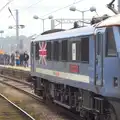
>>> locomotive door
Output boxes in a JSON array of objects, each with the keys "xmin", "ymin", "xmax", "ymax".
[
  {"xmin": 31, "ymin": 42, "xmax": 35, "ymax": 72},
  {"xmin": 95, "ymin": 30, "xmax": 104, "ymax": 86}
]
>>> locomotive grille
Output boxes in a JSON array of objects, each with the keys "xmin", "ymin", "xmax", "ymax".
[
  {"xmin": 94, "ymin": 97, "xmax": 104, "ymax": 114},
  {"xmin": 82, "ymin": 91, "xmax": 94, "ymax": 110}
]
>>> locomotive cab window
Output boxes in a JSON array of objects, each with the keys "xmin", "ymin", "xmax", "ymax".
[
  {"xmin": 106, "ymin": 27, "xmax": 117, "ymax": 57},
  {"xmin": 81, "ymin": 37, "xmax": 89, "ymax": 63},
  {"xmin": 35, "ymin": 42, "xmax": 39, "ymax": 60}
]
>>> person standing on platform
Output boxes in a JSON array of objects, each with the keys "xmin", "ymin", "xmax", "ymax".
[
  {"xmin": 4, "ymin": 54, "xmax": 7, "ymax": 65},
  {"xmin": 11, "ymin": 53, "xmax": 15, "ymax": 66},
  {"xmin": 23, "ymin": 51, "xmax": 29, "ymax": 67},
  {"xmin": 20, "ymin": 52, "xmax": 24, "ymax": 66},
  {"xmin": 15, "ymin": 51, "xmax": 20, "ymax": 66},
  {"xmin": 7, "ymin": 54, "xmax": 10, "ymax": 65}
]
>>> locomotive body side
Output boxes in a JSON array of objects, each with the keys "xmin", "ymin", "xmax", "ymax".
[
  {"xmin": 30, "ymin": 14, "xmax": 120, "ymax": 120},
  {"xmin": 31, "ymin": 26, "xmax": 95, "ymax": 92}
]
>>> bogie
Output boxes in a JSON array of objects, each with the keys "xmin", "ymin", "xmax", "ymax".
[{"xmin": 32, "ymin": 77, "xmax": 117, "ymax": 120}]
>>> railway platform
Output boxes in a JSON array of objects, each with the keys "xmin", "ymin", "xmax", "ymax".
[
  {"xmin": 0, "ymin": 65, "xmax": 31, "ymax": 82},
  {"xmin": 0, "ymin": 65, "xmax": 30, "ymax": 71}
]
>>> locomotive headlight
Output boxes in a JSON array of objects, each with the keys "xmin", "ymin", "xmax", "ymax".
[{"xmin": 113, "ymin": 77, "xmax": 119, "ymax": 87}]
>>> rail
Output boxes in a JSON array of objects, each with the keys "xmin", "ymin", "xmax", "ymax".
[
  {"xmin": 0, "ymin": 74, "xmax": 32, "ymax": 87},
  {"xmin": 0, "ymin": 93, "xmax": 35, "ymax": 120},
  {"xmin": 0, "ymin": 74, "xmax": 81, "ymax": 120}
]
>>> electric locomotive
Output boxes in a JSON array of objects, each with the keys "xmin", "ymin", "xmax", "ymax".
[{"xmin": 30, "ymin": 13, "xmax": 120, "ymax": 120}]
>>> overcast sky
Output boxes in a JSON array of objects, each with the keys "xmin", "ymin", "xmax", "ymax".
[{"xmin": 0, "ymin": 0, "xmax": 118, "ymax": 37}]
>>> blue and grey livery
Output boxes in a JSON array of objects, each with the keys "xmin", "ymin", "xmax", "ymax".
[{"xmin": 30, "ymin": 14, "xmax": 120, "ymax": 120}]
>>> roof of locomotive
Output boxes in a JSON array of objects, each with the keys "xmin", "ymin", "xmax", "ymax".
[
  {"xmin": 33, "ymin": 25, "xmax": 95, "ymax": 42},
  {"xmin": 41, "ymin": 29, "xmax": 65, "ymax": 35},
  {"xmin": 97, "ymin": 13, "xmax": 120, "ymax": 27},
  {"xmin": 33, "ymin": 14, "xmax": 120, "ymax": 42}
]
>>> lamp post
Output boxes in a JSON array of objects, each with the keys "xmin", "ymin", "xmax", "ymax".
[
  {"xmin": 9, "ymin": 25, "xmax": 25, "ymax": 30},
  {"xmin": 69, "ymin": 6, "xmax": 97, "ymax": 26},
  {"xmin": 8, "ymin": 44, "xmax": 11, "ymax": 54},
  {"xmin": 48, "ymin": 15, "xmax": 54, "ymax": 30},
  {"xmin": 8, "ymin": 24, "xmax": 25, "ymax": 51},
  {"xmin": 14, "ymin": 44, "xmax": 17, "ymax": 51},
  {"xmin": 0, "ymin": 30, "xmax": 4, "ymax": 37},
  {"xmin": 33, "ymin": 15, "xmax": 53, "ymax": 32}
]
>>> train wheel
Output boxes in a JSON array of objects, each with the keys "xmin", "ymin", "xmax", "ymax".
[
  {"xmin": 108, "ymin": 107, "xmax": 117, "ymax": 120},
  {"xmin": 104, "ymin": 106, "xmax": 117, "ymax": 120},
  {"xmin": 83, "ymin": 112, "xmax": 94, "ymax": 120}
]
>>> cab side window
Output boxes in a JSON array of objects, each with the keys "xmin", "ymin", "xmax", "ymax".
[{"xmin": 106, "ymin": 27, "xmax": 117, "ymax": 57}]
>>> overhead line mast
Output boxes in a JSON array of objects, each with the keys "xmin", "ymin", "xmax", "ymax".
[{"xmin": 118, "ymin": 0, "xmax": 120, "ymax": 12}]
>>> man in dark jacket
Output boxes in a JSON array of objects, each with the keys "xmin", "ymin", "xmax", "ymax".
[
  {"xmin": 11, "ymin": 53, "xmax": 15, "ymax": 66},
  {"xmin": 20, "ymin": 53, "xmax": 24, "ymax": 66},
  {"xmin": 23, "ymin": 51, "xmax": 29, "ymax": 67}
]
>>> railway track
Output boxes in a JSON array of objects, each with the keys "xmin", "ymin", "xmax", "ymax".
[
  {"xmin": 0, "ymin": 74, "xmax": 32, "ymax": 87},
  {"xmin": 0, "ymin": 66, "xmax": 30, "ymax": 81},
  {"xmin": 0, "ymin": 93, "xmax": 35, "ymax": 120},
  {"xmin": 0, "ymin": 74, "xmax": 43, "ymax": 101},
  {"xmin": 0, "ymin": 74, "xmax": 81, "ymax": 120}
]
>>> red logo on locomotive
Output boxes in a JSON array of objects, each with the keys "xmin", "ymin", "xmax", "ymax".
[{"xmin": 39, "ymin": 42, "xmax": 47, "ymax": 65}]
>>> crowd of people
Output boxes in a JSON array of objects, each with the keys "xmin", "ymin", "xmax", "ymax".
[{"xmin": 0, "ymin": 51, "xmax": 29, "ymax": 67}]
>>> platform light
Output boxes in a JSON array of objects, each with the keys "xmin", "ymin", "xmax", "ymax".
[{"xmin": 69, "ymin": 6, "xmax": 97, "ymax": 26}]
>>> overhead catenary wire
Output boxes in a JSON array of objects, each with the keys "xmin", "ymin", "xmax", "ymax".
[
  {"xmin": 39, "ymin": 0, "xmax": 86, "ymax": 18},
  {"xmin": 15, "ymin": 0, "xmax": 45, "ymax": 12},
  {"xmin": 73, "ymin": 0, "xmax": 77, "ymax": 4},
  {"xmin": 27, "ymin": 0, "xmax": 45, "ymax": 9},
  {"xmin": 0, "ymin": 0, "xmax": 14, "ymax": 13},
  {"xmin": 7, "ymin": 0, "xmax": 45, "ymax": 23}
]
